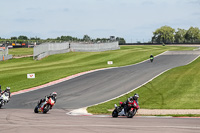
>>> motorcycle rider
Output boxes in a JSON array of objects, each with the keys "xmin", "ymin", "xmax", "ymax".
[
  {"xmin": 38, "ymin": 92, "xmax": 57, "ymax": 109},
  {"xmin": 1, "ymin": 87, "xmax": 11, "ymax": 102},
  {"xmin": 123, "ymin": 93, "xmax": 139, "ymax": 115},
  {"xmin": 150, "ymin": 54, "xmax": 154, "ymax": 62}
]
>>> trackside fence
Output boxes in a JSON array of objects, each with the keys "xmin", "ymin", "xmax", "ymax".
[
  {"xmin": 33, "ymin": 42, "xmax": 70, "ymax": 60},
  {"xmin": 70, "ymin": 42, "xmax": 119, "ymax": 52},
  {"xmin": 33, "ymin": 42, "xmax": 120, "ymax": 60},
  {"xmin": 0, "ymin": 47, "xmax": 12, "ymax": 61}
]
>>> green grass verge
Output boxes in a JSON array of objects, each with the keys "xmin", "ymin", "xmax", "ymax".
[
  {"xmin": 87, "ymin": 51, "xmax": 200, "ymax": 114},
  {"xmin": 0, "ymin": 46, "xmax": 194, "ymax": 94},
  {"xmin": 9, "ymin": 48, "xmax": 33, "ymax": 56}
]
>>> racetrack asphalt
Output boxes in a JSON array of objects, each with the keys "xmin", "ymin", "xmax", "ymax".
[
  {"xmin": 1, "ymin": 50, "xmax": 200, "ymax": 133},
  {"xmin": 4, "ymin": 51, "xmax": 200, "ymax": 109},
  {"xmin": 0, "ymin": 109, "xmax": 200, "ymax": 133}
]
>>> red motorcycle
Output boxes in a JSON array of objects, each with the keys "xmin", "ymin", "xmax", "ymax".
[
  {"xmin": 34, "ymin": 97, "xmax": 55, "ymax": 113},
  {"xmin": 112, "ymin": 100, "xmax": 140, "ymax": 118}
]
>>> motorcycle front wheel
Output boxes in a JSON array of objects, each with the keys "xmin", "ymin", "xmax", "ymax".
[
  {"xmin": 0, "ymin": 100, "xmax": 4, "ymax": 108},
  {"xmin": 127, "ymin": 110, "xmax": 133, "ymax": 118},
  {"xmin": 127, "ymin": 109, "xmax": 137, "ymax": 118},
  {"xmin": 43, "ymin": 104, "xmax": 50, "ymax": 114}
]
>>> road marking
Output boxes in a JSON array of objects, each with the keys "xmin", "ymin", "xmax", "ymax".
[
  {"xmin": 186, "ymin": 55, "xmax": 200, "ymax": 65},
  {"xmin": 68, "ymin": 52, "xmax": 200, "ymax": 116},
  {"xmin": 11, "ymin": 51, "xmax": 168, "ymax": 96}
]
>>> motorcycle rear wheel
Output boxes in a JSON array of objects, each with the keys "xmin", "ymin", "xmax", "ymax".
[
  {"xmin": 34, "ymin": 106, "xmax": 39, "ymax": 113},
  {"xmin": 112, "ymin": 109, "xmax": 118, "ymax": 118}
]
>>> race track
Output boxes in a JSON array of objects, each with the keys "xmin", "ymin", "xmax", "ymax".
[
  {"xmin": 4, "ymin": 51, "xmax": 200, "ymax": 109},
  {"xmin": 1, "ymin": 50, "xmax": 200, "ymax": 133},
  {"xmin": 0, "ymin": 109, "xmax": 200, "ymax": 133}
]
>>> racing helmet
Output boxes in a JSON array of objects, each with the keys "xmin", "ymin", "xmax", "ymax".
[
  {"xmin": 50, "ymin": 92, "xmax": 57, "ymax": 98},
  {"xmin": 6, "ymin": 87, "xmax": 10, "ymax": 91},
  {"xmin": 133, "ymin": 93, "xmax": 139, "ymax": 100}
]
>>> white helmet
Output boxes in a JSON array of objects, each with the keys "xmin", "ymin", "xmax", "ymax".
[
  {"xmin": 50, "ymin": 92, "xmax": 57, "ymax": 97},
  {"xmin": 6, "ymin": 87, "xmax": 10, "ymax": 91}
]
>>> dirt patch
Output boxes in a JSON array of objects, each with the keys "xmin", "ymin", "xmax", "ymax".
[{"xmin": 13, "ymin": 55, "xmax": 33, "ymax": 58}]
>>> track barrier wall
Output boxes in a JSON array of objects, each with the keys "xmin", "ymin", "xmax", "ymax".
[
  {"xmin": 33, "ymin": 42, "xmax": 119, "ymax": 60},
  {"xmin": 0, "ymin": 47, "xmax": 12, "ymax": 61},
  {"xmin": 33, "ymin": 42, "xmax": 70, "ymax": 60},
  {"xmin": 70, "ymin": 42, "xmax": 119, "ymax": 52}
]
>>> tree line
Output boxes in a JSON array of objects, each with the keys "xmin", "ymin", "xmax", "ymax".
[
  {"xmin": 1, "ymin": 26, "xmax": 199, "ymax": 45},
  {"xmin": 152, "ymin": 26, "xmax": 200, "ymax": 44},
  {"xmin": 0, "ymin": 35, "xmax": 126, "ymax": 44}
]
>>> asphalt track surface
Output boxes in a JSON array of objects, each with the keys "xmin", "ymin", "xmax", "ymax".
[
  {"xmin": 1, "ymin": 50, "xmax": 200, "ymax": 133},
  {"xmin": 0, "ymin": 109, "xmax": 200, "ymax": 133},
  {"xmin": 5, "ymin": 51, "xmax": 200, "ymax": 109}
]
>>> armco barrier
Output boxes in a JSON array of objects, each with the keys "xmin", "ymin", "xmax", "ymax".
[
  {"xmin": 70, "ymin": 42, "xmax": 119, "ymax": 52},
  {"xmin": 0, "ymin": 47, "xmax": 12, "ymax": 61},
  {"xmin": 34, "ymin": 42, "xmax": 120, "ymax": 60},
  {"xmin": 33, "ymin": 42, "xmax": 70, "ymax": 60},
  {"xmin": 36, "ymin": 49, "xmax": 70, "ymax": 60},
  {"xmin": 0, "ymin": 55, "xmax": 13, "ymax": 61}
]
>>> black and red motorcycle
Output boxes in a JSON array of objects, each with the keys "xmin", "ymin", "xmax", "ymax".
[
  {"xmin": 112, "ymin": 100, "xmax": 140, "ymax": 118},
  {"xmin": 34, "ymin": 97, "xmax": 55, "ymax": 114}
]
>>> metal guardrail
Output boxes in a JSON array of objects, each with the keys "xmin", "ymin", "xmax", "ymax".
[
  {"xmin": 0, "ymin": 47, "xmax": 12, "ymax": 61},
  {"xmin": 33, "ymin": 42, "xmax": 120, "ymax": 60},
  {"xmin": 70, "ymin": 42, "xmax": 119, "ymax": 52},
  {"xmin": 33, "ymin": 42, "xmax": 70, "ymax": 60},
  {"xmin": 33, "ymin": 42, "xmax": 69, "ymax": 57}
]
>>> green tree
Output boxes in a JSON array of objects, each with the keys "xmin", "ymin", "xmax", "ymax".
[
  {"xmin": 185, "ymin": 27, "xmax": 200, "ymax": 43},
  {"xmin": 174, "ymin": 28, "xmax": 187, "ymax": 43},
  {"xmin": 56, "ymin": 37, "xmax": 61, "ymax": 40},
  {"xmin": 18, "ymin": 35, "xmax": 28, "ymax": 40},
  {"xmin": 30, "ymin": 37, "xmax": 40, "ymax": 40},
  {"xmin": 83, "ymin": 35, "xmax": 91, "ymax": 42},
  {"xmin": 152, "ymin": 26, "xmax": 175, "ymax": 43},
  {"xmin": 11, "ymin": 37, "xmax": 17, "ymax": 40},
  {"xmin": 61, "ymin": 36, "xmax": 73, "ymax": 41},
  {"xmin": 116, "ymin": 37, "xmax": 126, "ymax": 44}
]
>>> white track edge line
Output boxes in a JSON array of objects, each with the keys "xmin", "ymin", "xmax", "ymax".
[
  {"xmin": 12, "ymin": 51, "xmax": 168, "ymax": 96},
  {"xmin": 68, "ymin": 52, "xmax": 200, "ymax": 116}
]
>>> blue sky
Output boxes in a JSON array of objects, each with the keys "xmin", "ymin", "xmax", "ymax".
[{"xmin": 0, "ymin": 0, "xmax": 200, "ymax": 42}]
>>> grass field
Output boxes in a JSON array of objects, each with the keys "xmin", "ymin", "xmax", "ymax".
[
  {"xmin": 87, "ymin": 51, "xmax": 200, "ymax": 114},
  {"xmin": 0, "ymin": 45, "xmax": 197, "ymax": 111},
  {"xmin": 9, "ymin": 48, "xmax": 33, "ymax": 56}
]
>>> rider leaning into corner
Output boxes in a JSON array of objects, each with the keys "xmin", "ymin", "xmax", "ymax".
[
  {"xmin": 123, "ymin": 93, "xmax": 139, "ymax": 115},
  {"xmin": 0, "ymin": 85, "xmax": 11, "ymax": 99},
  {"xmin": 38, "ymin": 92, "xmax": 57, "ymax": 109}
]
